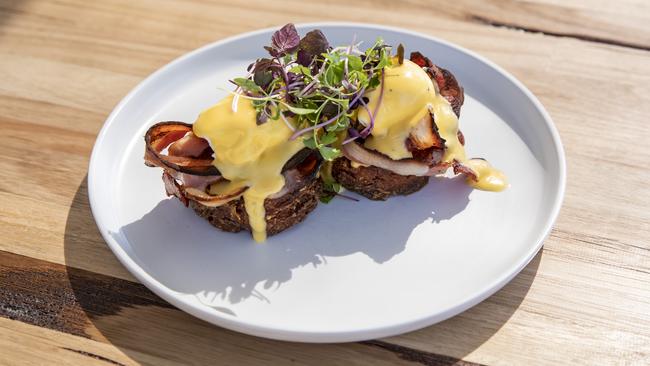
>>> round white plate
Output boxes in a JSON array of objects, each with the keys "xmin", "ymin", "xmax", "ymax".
[{"xmin": 89, "ymin": 23, "xmax": 565, "ymax": 342}]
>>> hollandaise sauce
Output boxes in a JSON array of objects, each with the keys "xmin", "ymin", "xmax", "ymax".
[
  {"xmin": 193, "ymin": 95, "xmax": 304, "ymax": 242},
  {"xmin": 357, "ymin": 59, "xmax": 508, "ymax": 192}
]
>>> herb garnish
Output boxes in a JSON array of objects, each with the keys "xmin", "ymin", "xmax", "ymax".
[
  {"xmin": 230, "ymin": 23, "xmax": 392, "ymax": 162},
  {"xmin": 229, "ymin": 24, "xmax": 394, "ymax": 202}
]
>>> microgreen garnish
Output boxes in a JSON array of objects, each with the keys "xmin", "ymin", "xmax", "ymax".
[{"xmin": 228, "ymin": 23, "xmax": 393, "ymax": 165}]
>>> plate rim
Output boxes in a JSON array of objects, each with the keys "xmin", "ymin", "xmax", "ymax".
[{"xmin": 88, "ymin": 22, "xmax": 567, "ymax": 342}]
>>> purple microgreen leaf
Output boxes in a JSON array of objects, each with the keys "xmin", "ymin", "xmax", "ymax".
[
  {"xmin": 253, "ymin": 58, "xmax": 282, "ymax": 75},
  {"xmin": 297, "ymin": 30, "xmax": 330, "ymax": 66},
  {"xmin": 269, "ymin": 23, "xmax": 300, "ymax": 57},
  {"xmin": 296, "ymin": 50, "xmax": 313, "ymax": 67},
  {"xmin": 263, "ymin": 46, "xmax": 277, "ymax": 57}
]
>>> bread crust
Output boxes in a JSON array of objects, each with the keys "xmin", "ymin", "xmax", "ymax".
[
  {"xmin": 331, "ymin": 158, "xmax": 429, "ymax": 201},
  {"xmin": 187, "ymin": 174, "xmax": 322, "ymax": 236}
]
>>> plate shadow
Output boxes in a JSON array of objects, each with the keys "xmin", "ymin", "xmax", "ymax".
[{"xmin": 112, "ymin": 174, "xmax": 473, "ymax": 305}]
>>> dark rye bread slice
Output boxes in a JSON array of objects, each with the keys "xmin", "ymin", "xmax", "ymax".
[
  {"xmin": 188, "ymin": 171, "xmax": 322, "ymax": 237},
  {"xmin": 331, "ymin": 158, "xmax": 429, "ymax": 201}
]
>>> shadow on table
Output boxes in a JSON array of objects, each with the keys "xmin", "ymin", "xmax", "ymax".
[
  {"xmin": 0, "ymin": 1, "xmax": 27, "ymax": 29},
  {"xmin": 64, "ymin": 176, "xmax": 541, "ymax": 364}
]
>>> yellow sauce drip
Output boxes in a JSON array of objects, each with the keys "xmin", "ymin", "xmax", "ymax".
[
  {"xmin": 465, "ymin": 159, "xmax": 508, "ymax": 192},
  {"xmin": 193, "ymin": 95, "xmax": 304, "ymax": 242},
  {"xmin": 359, "ymin": 59, "xmax": 507, "ymax": 192}
]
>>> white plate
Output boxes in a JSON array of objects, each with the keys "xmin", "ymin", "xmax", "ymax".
[{"xmin": 89, "ymin": 23, "xmax": 565, "ymax": 342}]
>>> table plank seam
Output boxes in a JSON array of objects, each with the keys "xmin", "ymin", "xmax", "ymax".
[
  {"xmin": 470, "ymin": 15, "xmax": 650, "ymax": 52},
  {"xmin": 61, "ymin": 347, "xmax": 127, "ymax": 366},
  {"xmin": 360, "ymin": 340, "xmax": 486, "ymax": 366}
]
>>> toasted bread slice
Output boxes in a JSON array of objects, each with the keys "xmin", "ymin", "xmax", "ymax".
[
  {"xmin": 188, "ymin": 172, "xmax": 321, "ymax": 236},
  {"xmin": 331, "ymin": 158, "xmax": 428, "ymax": 201}
]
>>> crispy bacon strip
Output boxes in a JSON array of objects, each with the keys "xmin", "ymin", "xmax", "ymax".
[
  {"xmin": 407, "ymin": 112, "xmax": 445, "ymax": 151},
  {"xmin": 144, "ymin": 122, "xmax": 219, "ymax": 176},
  {"xmin": 146, "ymin": 121, "xmax": 248, "ymax": 206}
]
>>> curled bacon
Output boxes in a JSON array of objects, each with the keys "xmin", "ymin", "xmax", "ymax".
[
  {"xmin": 144, "ymin": 122, "xmax": 219, "ymax": 176},
  {"xmin": 145, "ymin": 121, "xmax": 247, "ymax": 206}
]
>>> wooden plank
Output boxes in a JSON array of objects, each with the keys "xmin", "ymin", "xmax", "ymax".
[
  {"xmin": 433, "ymin": 0, "xmax": 650, "ymax": 51},
  {"xmin": 0, "ymin": 250, "xmax": 483, "ymax": 366},
  {"xmin": 0, "ymin": 318, "xmax": 135, "ymax": 366}
]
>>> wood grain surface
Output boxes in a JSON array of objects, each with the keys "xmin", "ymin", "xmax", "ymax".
[{"xmin": 1, "ymin": 0, "xmax": 649, "ymax": 365}]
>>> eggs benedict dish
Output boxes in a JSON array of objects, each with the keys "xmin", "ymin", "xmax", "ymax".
[
  {"xmin": 143, "ymin": 24, "xmax": 507, "ymax": 242},
  {"xmin": 333, "ymin": 51, "xmax": 507, "ymax": 200}
]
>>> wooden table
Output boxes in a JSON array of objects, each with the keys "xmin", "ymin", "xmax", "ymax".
[{"xmin": 1, "ymin": 1, "xmax": 649, "ymax": 364}]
